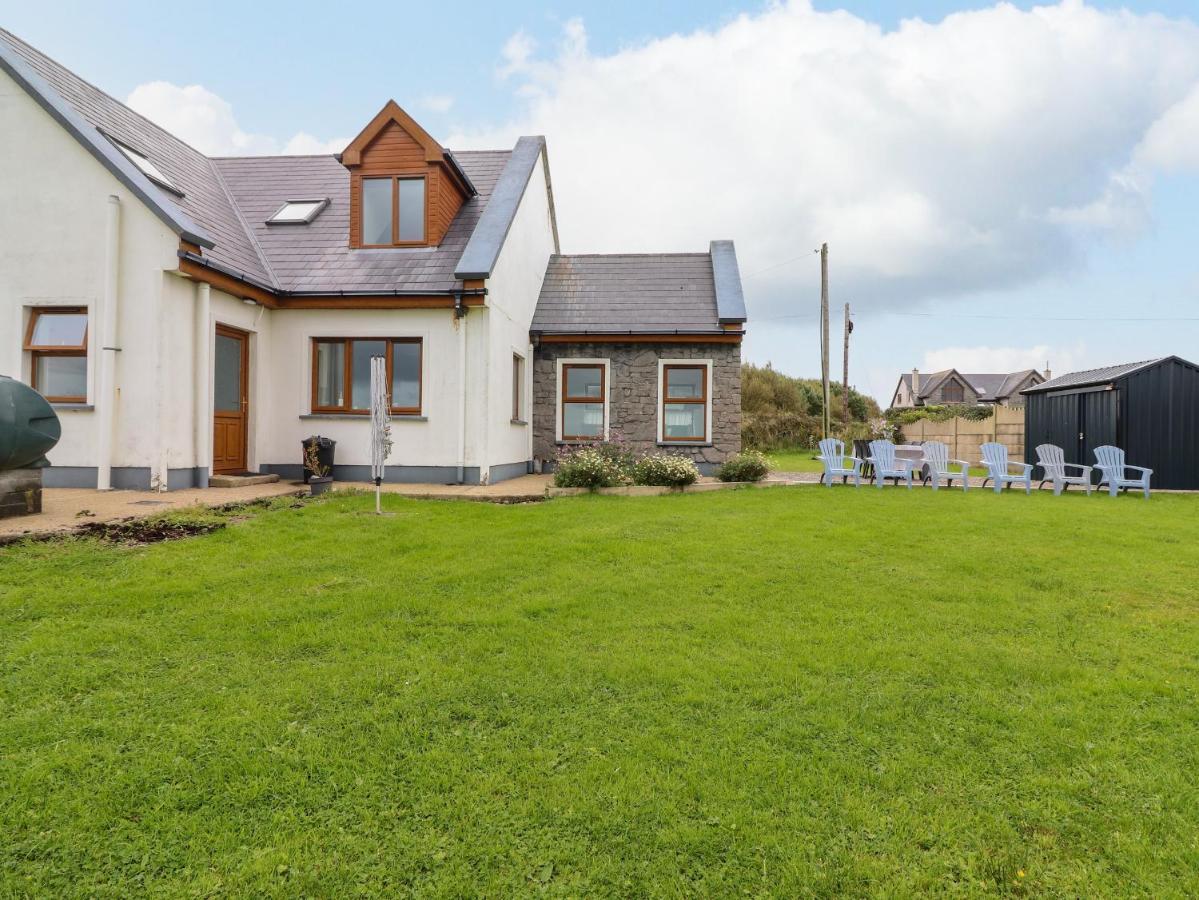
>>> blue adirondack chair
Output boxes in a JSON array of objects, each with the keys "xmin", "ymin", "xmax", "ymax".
[
  {"xmin": 921, "ymin": 440, "xmax": 970, "ymax": 491},
  {"xmin": 979, "ymin": 442, "xmax": 1032, "ymax": 495},
  {"xmin": 816, "ymin": 438, "xmax": 863, "ymax": 487},
  {"xmin": 867, "ymin": 440, "xmax": 915, "ymax": 489},
  {"xmin": 1035, "ymin": 444, "xmax": 1092, "ymax": 496},
  {"xmin": 1094, "ymin": 445, "xmax": 1152, "ymax": 499}
]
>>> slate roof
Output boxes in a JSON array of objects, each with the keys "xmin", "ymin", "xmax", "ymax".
[
  {"xmin": 899, "ymin": 368, "xmax": 1042, "ymax": 402},
  {"xmin": 531, "ymin": 247, "xmax": 740, "ymax": 335},
  {"xmin": 1020, "ymin": 359, "xmax": 1166, "ymax": 394},
  {"xmin": 0, "ymin": 27, "xmax": 216, "ymax": 252},
  {"xmin": 213, "ymin": 150, "xmax": 510, "ymax": 293},
  {"xmin": 0, "ymin": 27, "xmax": 539, "ymax": 295}
]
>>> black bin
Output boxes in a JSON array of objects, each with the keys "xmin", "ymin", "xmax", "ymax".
[{"xmin": 302, "ymin": 435, "xmax": 336, "ymax": 483}]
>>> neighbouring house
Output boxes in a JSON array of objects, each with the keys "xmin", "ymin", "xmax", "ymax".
[
  {"xmin": 890, "ymin": 367, "xmax": 1047, "ymax": 409},
  {"xmin": 1022, "ymin": 356, "xmax": 1199, "ymax": 490},
  {"xmin": 0, "ymin": 29, "xmax": 746, "ymax": 489}
]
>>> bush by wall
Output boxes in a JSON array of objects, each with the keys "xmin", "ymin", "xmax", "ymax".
[
  {"xmin": 553, "ymin": 446, "xmax": 631, "ymax": 489},
  {"xmin": 715, "ymin": 450, "xmax": 771, "ymax": 483},
  {"xmin": 886, "ymin": 403, "xmax": 995, "ymax": 426},
  {"xmin": 631, "ymin": 454, "xmax": 700, "ymax": 488}
]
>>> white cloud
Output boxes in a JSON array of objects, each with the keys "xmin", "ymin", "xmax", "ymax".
[
  {"xmin": 453, "ymin": 1, "xmax": 1199, "ymax": 318},
  {"xmin": 922, "ymin": 343, "xmax": 1083, "ymax": 376},
  {"xmin": 126, "ymin": 81, "xmax": 346, "ymax": 157},
  {"xmin": 419, "ymin": 94, "xmax": 455, "ymax": 114}
]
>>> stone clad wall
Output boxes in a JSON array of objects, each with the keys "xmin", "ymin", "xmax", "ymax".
[{"xmin": 532, "ymin": 342, "xmax": 742, "ymax": 470}]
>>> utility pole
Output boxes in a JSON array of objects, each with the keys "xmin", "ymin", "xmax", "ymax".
[
  {"xmin": 819, "ymin": 242, "xmax": 830, "ymax": 439},
  {"xmin": 843, "ymin": 302, "xmax": 852, "ymax": 428}
]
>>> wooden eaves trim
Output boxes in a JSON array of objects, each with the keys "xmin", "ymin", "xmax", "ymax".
[
  {"xmin": 342, "ymin": 100, "xmax": 446, "ymax": 168},
  {"xmin": 177, "ymin": 250, "xmax": 486, "ymax": 311},
  {"xmin": 536, "ymin": 332, "xmax": 743, "ymax": 345}
]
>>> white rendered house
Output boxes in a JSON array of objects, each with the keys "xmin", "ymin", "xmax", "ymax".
[{"xmin": 1, "ymin": 28, "xmax": 746, "ymax": 489}]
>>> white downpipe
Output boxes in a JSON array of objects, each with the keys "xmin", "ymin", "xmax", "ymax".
[
  {"xmin": 456, "ymin": 309, "xmax": 467, "ymax": 484},
  {"xmin": 194, "ymin": 282, "xmax": 211, "ymax": 484},
  {"xmin": 95, "ymin": 194, "xmax": 121, "ymax": 491}
]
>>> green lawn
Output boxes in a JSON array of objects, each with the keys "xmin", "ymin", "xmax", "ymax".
[
  {"xmin": 766, "ymin": 448, "xmax": 824, "ymax": 472},
  {"xmin": 2, "ymin": 488, "xmax": 1198, "ymax": 896}
]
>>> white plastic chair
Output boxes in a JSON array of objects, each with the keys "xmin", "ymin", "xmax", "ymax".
[
  {"xmin": 921, "ymin": 441, "xmax": 970, "ymax": 492},
  {"xmin": 979, "ymin": 442, "xmax": 1032, "ymax": 495},
  {"xmin": 1094, "ymin": 446, "xmax": 1152, "ymax": 499},
  {"xmin": 1034, "ymin": 444, "xmax": 1092, "ymax": 496},
  {"xmin": 816, "ymin": 438, "xmax": 862, "ymax": 488},
  {"xmin": 867, "ymin": 440, "xmax": 915, "ymax": 489}
]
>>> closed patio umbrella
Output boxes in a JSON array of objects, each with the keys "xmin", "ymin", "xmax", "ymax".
[{"xmin": 369, "ymin": 356, "xmax": 392, "ymax": 515}]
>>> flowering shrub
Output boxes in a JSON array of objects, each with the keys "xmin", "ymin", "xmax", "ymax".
[
  {"xmin": 553, "ymin": 445, "xmax": 631, "ymax": 488},
  {"xmin": 715, "ymin": 449, "xmax": 771, "ymax": 483},
  {"xmin": 632, "ymin": 453, "xmax": 700, "ymax": 487}
]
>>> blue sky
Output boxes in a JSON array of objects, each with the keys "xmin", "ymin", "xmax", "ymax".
[{"xmin": 3, "ymin": 1, "xmax": 1197, "ymax": 403}]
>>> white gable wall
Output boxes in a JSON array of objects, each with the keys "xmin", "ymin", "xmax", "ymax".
[
  {"xmin": 481, "ymin": 151, "xmax": 556, "ymax": 480},
  {"xmin": 1, "ymin": 66, "xmax": 183, "ymax": 485}
]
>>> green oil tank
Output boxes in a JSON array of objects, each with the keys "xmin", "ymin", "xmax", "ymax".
[{"xmin": 0, "ymin": 375, "xmax": 61, "ymax": 469}]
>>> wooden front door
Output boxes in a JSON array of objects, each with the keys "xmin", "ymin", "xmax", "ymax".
[{"xmin": 213, "ymin": 325, "xmax": 249, "ymax": 474}]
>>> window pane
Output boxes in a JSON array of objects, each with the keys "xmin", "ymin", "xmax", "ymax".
[
  {"xmin": 664, "ymin": 402, "xmax": 704, "ymax": 439},
  {"xmin": 397, "ymin": 178, "xmax": 425, "ymax": 241},
  {"xmin": 34, "ymin": 355, "xmax": 86, "ymax": 399},
  {"xmin": 31, "ymin": 311, "xmax": 87, "ymax": 347},
  {"xmin": 565, "ymin": 366, "xmax": 602, "ymax": 398},
  {"xmin": 564, "ymin": 402, "xmax": 604, "ymax": 438},
  {"xmin": 361, "ymin": 178, "xmax": 392, "ymax": 245},
  {"xmin": 665, "ymin": 367, "xmax": 704, "ymax": 399},
  {"xmin": 316, "ymin": 341, "xmax": 345, "ymax": 408},
  {"xmin": 270, "ymin": 201, "xmax": 322, "ymax": 223},
  {"xmin": 351, "ymin": 340, "xmax": 387, "ymax": 410},
  {"xmin": 391, "ymin": 342, "xmax": 421, "ymax": 410},
  {"xmin": 512, "ymin": 355, "xmax": 523, "ymax": 419},
  {"xmin": 214, "ymin": 334, "xmax": 242, "ymax": 412}
]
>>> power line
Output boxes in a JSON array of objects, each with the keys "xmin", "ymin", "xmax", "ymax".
[{"xmin": 751, "ymin": 309, "xmax": 1199, "ymax": 324}]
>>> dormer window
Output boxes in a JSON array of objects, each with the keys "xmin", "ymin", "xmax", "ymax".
[
  {"xmin": 267, "ymin": 198, "xmax": 329, "ymax": 225},
  {"xmin": 361, "ymin": 176, "xmax": 426, "ymax": 246},
  {"xmin": 111, "ymin": 139, "xmax": 181, "ymax": 195},
  {"xmin": 341, "ymin": 101, "xmax": 475, "ymax": 250}
]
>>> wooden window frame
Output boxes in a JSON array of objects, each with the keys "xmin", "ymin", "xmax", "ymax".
[
  {"xmin": 24, "ymin": 307, "xmax": 88, "ymax": 403},
  {"xmin": 661, "ymin": 364, "xmax": 709, "ymax": 442},
  {"xmin": 358, "ymin": 174, "xmax": 427, "ymax": 248},
  {"xmin": 511, "ymin": 352, "xmax": 525, "ymax": 423},
  {"xmin": 560, "ymin": 363, "xmax": 606, "ymax": 442},
  {"xmin": 310, "ymin": 337, "xmax": 423, "ymax": 415}
]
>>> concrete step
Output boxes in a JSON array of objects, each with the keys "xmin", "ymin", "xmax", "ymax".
[{"xmin": 208, "ymin": 473, "xmax": 281, "ymax": 488}]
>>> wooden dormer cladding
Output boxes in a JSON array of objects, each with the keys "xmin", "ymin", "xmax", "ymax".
[{"xmin": 342, "ymin": 101, "xmax": 471, "ymax": 249}]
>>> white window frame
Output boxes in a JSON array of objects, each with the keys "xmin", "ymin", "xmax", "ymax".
[
  {"xmin": 555, "ymin": 357, "xmax": 610, "ymax": 443},
  {"xmin": 657, "ymin": 358, "xmax": 713, "ymax": 444},
  {"xmin": 267, "ymin": 198, "xmax": 330, "ymax": 225}
]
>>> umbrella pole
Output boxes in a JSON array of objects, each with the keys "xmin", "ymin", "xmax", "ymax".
[{"xmin": 375, "ymin": 476, "xmax": 381, "ymax": 515}]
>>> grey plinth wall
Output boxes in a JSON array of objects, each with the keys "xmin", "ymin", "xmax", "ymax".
[
  {"xmin": 0, "ymin": 468, "xmax": 43, "ymax": 518},
  {"xmin": 532, "ymin": 342, "xmax": 742, "ymax": 469}
]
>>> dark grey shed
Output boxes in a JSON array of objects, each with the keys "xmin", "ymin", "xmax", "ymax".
[{"xmin": 1021, "ymin": 356, "xmax": 1199, "ymax": 490}]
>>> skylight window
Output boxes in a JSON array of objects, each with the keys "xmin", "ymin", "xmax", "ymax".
[
  {"xmin": 267, "ymin": 199, "xmax": 329, "ymax": 225},
  {"xmin": 112, "ymin": 141, "xmax": 179, "ymax": 194}
]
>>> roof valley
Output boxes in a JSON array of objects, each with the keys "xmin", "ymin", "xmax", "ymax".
[{"xmin": 208, "ymin": 159, "xmax": 280, "ymax": 289}]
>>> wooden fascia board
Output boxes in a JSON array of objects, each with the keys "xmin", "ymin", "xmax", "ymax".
[
  {"xmin": 178, "ymin": 257, "xmax": 278, "ymax": 307},
  {"xmin": 178, "ymin": 254, "xmax": 485, "ymax": 311},
  {"xmin": 341, "ymin": 100, "xmax": 445, "ymax": 167},
  {"xmin": 536, "ymin": 333, "xmax": 743, "ymax": 345}
]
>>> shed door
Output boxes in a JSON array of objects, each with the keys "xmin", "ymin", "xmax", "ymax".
[{"xmin": 1080, "ymin": 389, "xmax": 1117, "ymax": 465}]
